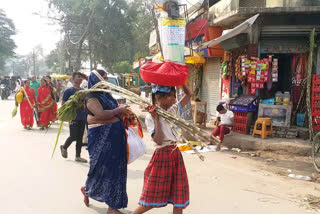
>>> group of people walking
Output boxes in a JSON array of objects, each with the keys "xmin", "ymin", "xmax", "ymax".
[
  {"xmin": 17, "ymin": 76, "xmax": 58, "ymax": 130},
  {"xmin": 60, "ymin": 70, "xmax": 192, "ymax": 214},
  {"xmin": 16, "ymin": 69, "xmax": 193, "ymax": 214}
]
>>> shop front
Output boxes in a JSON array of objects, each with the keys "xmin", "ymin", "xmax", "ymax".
[
  {"xmin": 185, "ymin": 19, "xmax": 225, "ymax": 122},
  {"xmin": 200, "ymin": 14, "xmax": 316, "ymax": 139},
  {"xmin": 222, "ymin": 35, "xmax": 310, "ymax": 137}
]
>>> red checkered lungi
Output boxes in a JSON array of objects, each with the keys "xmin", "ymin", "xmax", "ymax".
[{"xmin": 139, "ymin": 145, "xmax": 189, "ymax": 208}]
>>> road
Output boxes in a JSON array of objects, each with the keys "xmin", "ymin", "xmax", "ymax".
[{"xmin": 0, "ymin": 97, "xmax": 319, "ymax": 214}]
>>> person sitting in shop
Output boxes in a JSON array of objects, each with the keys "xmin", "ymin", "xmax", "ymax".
[{"xmin": 211, "ymin": 104, "xmax": 234, "ymax": 151}]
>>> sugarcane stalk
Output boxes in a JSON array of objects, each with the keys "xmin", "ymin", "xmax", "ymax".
[
  {"xmin": 85, "ymin": 87, "xmax": 219, "ymax": 144},
  {"xmin": 90, "ymin": 82, "xmax": 217, "ymax": 142},
  {"xmin": 167, "ymin": 122, "xmax": 205, "ymax": 161},
  {"xmin": 56, "ymin": 84, "xmax": 219, "ymax": 156},
  {"xmin": 51, "ymin": 121, "xmax": 64, "ymax": 158}
]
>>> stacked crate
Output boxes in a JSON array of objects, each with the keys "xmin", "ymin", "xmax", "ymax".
[
  {"xmin": 312, "ymin": 75, "xmax": 320, "ymax": 130},
  {"xmin": 233, "ymin": 112, "xmax": 248, "ymax": 134},
  {"xmin": 233, "ymin": 112, "xmax": 253, "ymax": 134}
]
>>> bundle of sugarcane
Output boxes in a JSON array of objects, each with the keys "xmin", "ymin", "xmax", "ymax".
[
  {"xmin": 53, "ymin": 81, "xmax": 220, "ymax": 159},
  {"xmin": 89, "ymin": 82, "xmax": 220, "ymax": 144}
]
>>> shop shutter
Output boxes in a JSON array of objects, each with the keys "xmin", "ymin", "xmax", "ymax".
[{"xmin": 201, "ymin": 58, "xmax": 221, "ymax": 120}]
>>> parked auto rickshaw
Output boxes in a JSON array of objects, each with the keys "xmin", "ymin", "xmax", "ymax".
[{"xmin": 120, "ymin": 73, "xmax": 142, "ymax": 96}]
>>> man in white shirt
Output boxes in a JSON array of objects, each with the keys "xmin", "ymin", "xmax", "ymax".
[{"xmin": 211, "ymin": 104, "xmax": 234, "ymax": 150}]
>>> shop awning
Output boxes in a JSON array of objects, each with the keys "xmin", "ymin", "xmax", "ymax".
[{"xmin": 198, "ymin": 14, "xmax": 260, "ymax": 49}]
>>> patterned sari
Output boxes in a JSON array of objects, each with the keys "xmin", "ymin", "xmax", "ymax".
[
  {"xmin": 37, "ymin": 85, "xmax": 55, "ymax": 127},
  {"xmin": 84, "ymin": 72, "xmax": 128, "ymax": 209},
  {"xmin": 20, "ymin": 87, "xmax": 35, "ymax": 127}
]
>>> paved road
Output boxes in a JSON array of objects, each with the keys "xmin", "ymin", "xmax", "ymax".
[{"xmin": 0, "ymin": 98, "xmax": 319, "ymax": 214}]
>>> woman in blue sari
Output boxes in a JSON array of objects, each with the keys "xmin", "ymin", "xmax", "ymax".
[{"xmin": 81, "ymin": 70, "xmax": 129, "ymax": 214}]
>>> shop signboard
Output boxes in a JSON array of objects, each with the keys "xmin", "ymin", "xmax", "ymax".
[
  {"xmin": 260, "ymin": 39, "xmax": 309, "ymax": 54},
  {"xmin": 186, "ymin": 35, "xmax": 210, "ymax": 57},
  {"xmin": 160, "ymin": 17, "xmax": 185, "ymax": 63}
]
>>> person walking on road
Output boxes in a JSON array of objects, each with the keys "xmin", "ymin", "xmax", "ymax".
[
  {"xmin": 19, "ymin": 80, "xmax": 36, "ymax": 130},
  {"xmin": 81, "ymin": 70, "xmax": 130, "ymax": 214},
  {"xmin": 37, "ymin": 78, "xmax": 55, "ymax": 130},
  {"xmin": 60, "ymin": 72, "xmax": 88, "ymax": 163},
  {"xmin": 30, "ymin": 76, "xmax": 40, "ymax": 99},
  {"xmin": 132, "ymin": 84, "xmax": 192, "ymax": 214},
  {"xmin": 45, "ymin": 76, "xmax": 58, "ymax": 122}
]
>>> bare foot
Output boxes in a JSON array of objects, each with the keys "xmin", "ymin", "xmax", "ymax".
[
  {"xmin": 216, "ymin": 143, "xmax": 221, "ymax": 151},
  {"xmin": 107, "ymin": 208, "xmax": 123, "ymax": 214},
  {"xmin": 209, "ymin": 136, "xmax": 217, "ymax": 145}
]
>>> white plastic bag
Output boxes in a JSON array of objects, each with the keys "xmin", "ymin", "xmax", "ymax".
[{"xmin": 127, "ymin": 127, "xmax": 146, "ymax": 164}]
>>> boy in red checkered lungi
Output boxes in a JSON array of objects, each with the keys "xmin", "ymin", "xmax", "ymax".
[{"xmin": 132, "ymin": 84, "xmax": 192, "ymax": 214}]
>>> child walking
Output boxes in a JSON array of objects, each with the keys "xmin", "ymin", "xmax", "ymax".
[{"xmin": 132, "ymin": 84, "xmax": 192, "ymax": 214}]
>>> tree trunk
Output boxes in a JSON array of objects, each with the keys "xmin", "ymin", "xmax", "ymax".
[
  {"xmin": 306, "ymin": 28, "xmax": 316, "ymax": 140},
  {"xmin": 74, "ymin": 39, "xmax": 84, "ymax": 72}
]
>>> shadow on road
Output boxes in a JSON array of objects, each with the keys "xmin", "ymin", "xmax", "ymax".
[
  {"xmin": 65, "ymin": 159, "xmax": 89, "ymax": 168},
  {"xmin": 89, "ymin": 204, "xmax": 132, "ymax": 214}
]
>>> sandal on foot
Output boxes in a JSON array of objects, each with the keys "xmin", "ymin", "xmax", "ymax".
[
  {"xmin": 81, "ymin": 187, "xmax": 89, "ymax": 207},
  {"xmin": 75, "ymin": 157, "xmax": 88, "ymax": 163},
  {"xmin": 60, "ymin": 145, "xmax": 68, "ymax": 158}
]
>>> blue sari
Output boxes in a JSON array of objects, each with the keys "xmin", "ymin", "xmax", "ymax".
[{"xmin": 84, "ymin": 73, "xmax": 128, "ymax": 209}]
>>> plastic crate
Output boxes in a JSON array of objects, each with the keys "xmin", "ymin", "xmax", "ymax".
[
  {"xmin": 312, "ymin": 108, "xmax": 320, "ymax": 116},
  {"xmin": 235, "ymin": 117, "xmax": 247, "ymax": 125},
  {"xmin": 232, "ymin": 104, "xmax": 257, "ymax": 113},
  {"xmin": 313, "ymin": 75, "xmax": 320, "ymax": 83},
  {"xmin": 234, "ymin": 111, "xmax": 248, "ymax": 117},
  {"xmin": 233, "ymin": 125, "xmax": 246, "ymax": 134},
  {"xmin": 313, "ymin": 116, "xmax": 320, "ymax": 130},
  {"xmin": 312, "ymin": 86, "xmax": 320, "ymax": 93},
  {"xmin": 313, "ymin": 92, "xmax": 320, "ymax": 98},
  {"xmin": 312, "ymin": 100, "xmax": 320, "ymax": 108},
  {"xmin": 314, "ymin": 125, "xmax": 320, "ymax": 131},
  {"xmin": 313, "ymin": 116, "xmax": 320, "ymax": 124}
]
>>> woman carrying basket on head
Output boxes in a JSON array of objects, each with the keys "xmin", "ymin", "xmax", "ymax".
[{"xmin": 132, "ymin": 84, "xmax": 192, "ymax": 214}]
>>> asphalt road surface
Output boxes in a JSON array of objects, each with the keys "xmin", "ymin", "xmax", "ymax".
[{"xmin": 1, "ymin": 97, "xmax": 319, "ymax": 214}]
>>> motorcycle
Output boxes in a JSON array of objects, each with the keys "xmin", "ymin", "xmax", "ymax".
[{"xmin": 0, "ymin": 84, "xmax": 10, "ymax": 100}]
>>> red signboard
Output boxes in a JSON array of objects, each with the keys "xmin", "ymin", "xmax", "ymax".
[{"xmin": 185, "ymin": 19, "xmax": 224, "ymax": 58}]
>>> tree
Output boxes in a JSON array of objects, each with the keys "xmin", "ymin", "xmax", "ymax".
[
  {"xmin": 128, "ymin": 0, "xmax": 153, "ymax": 60},
  {"xmin": 45, "ymin": 41, "xmax": 69, "ymax": 74},
  {"xmin": 47, "ymin": 0, "xmax": 153, "ymax": 73},
  {"xmin": 0, "ymin": 9, "xmax": 16, "ymax": 72},
  {"xmin": 112, "ymin": 61, "xmax": 132, "ymax": 74}
]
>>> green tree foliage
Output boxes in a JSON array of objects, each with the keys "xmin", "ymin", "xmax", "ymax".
[
  {"xmin": 128, "ymin": 0, "xmax": 153, "ymax": 60},
  {"xmin": 112, "ymin": 61, "xmax": 132, "ymax": 74},
  {"xmin": 0, "ymin": 9, "xmax": 16, "ymax": 71},
  {"xmin": 48, "ymin": 0, "xmax": 153, "ymax": 72},
  {"xmin": 46, "ymin": 41, "xmax": 69, "ymax": 74}
]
